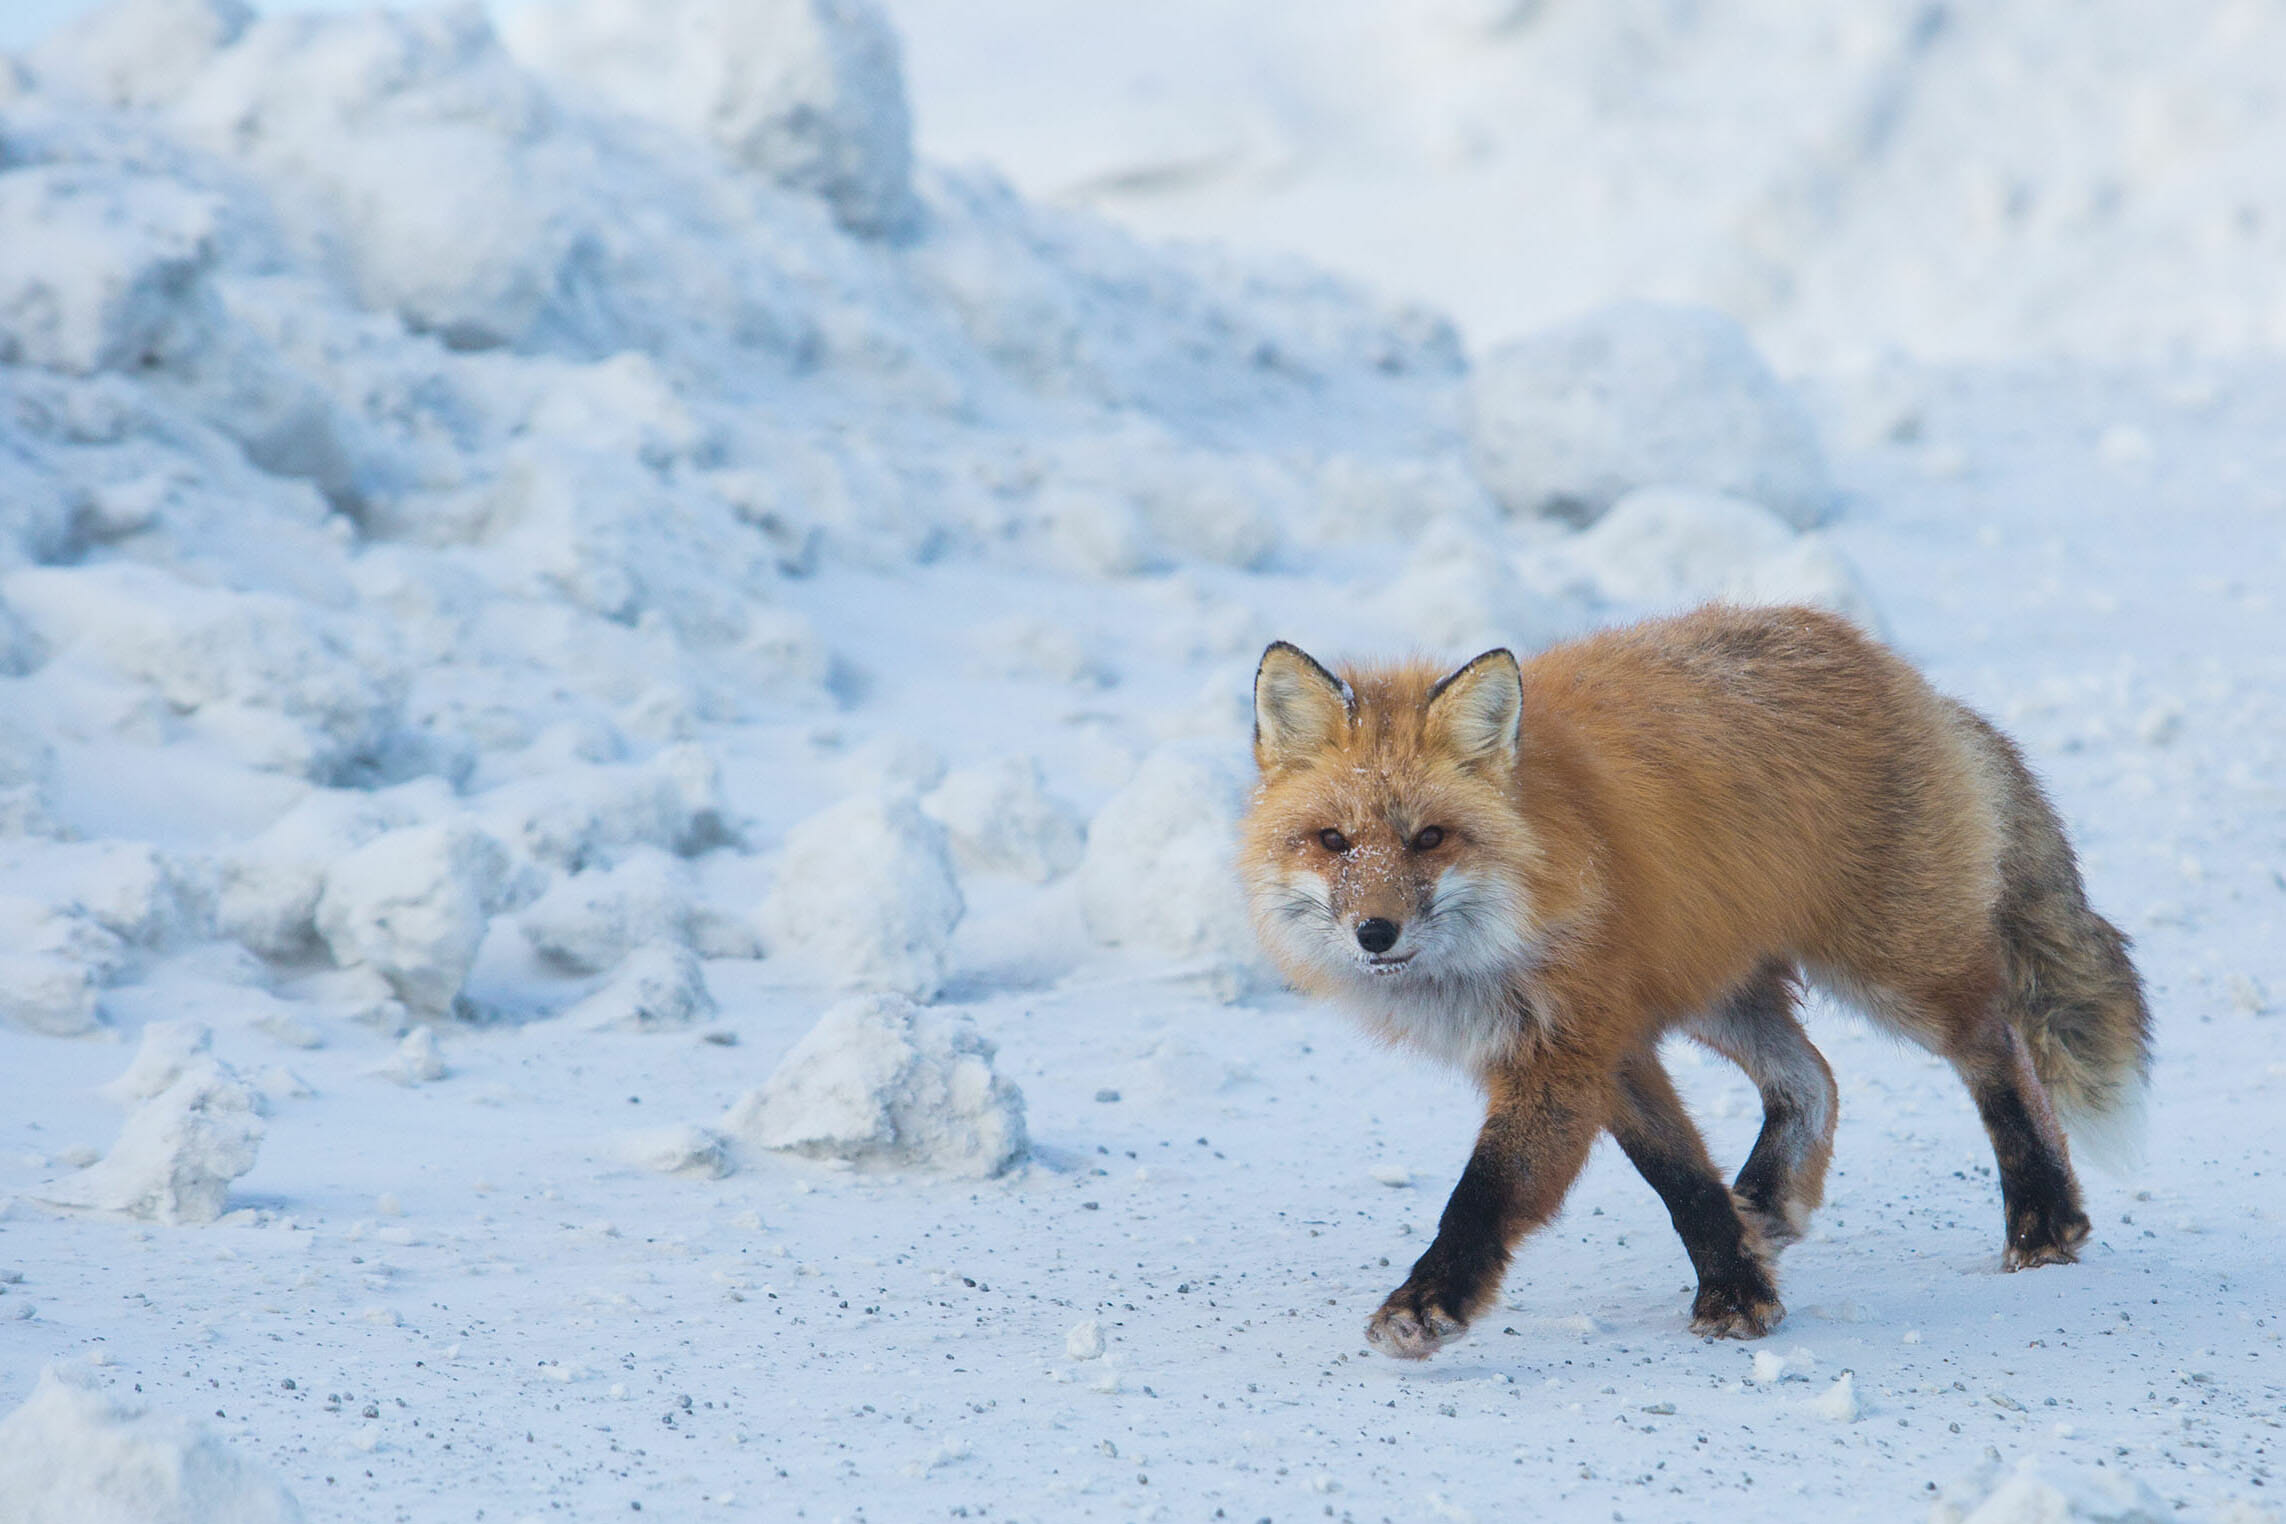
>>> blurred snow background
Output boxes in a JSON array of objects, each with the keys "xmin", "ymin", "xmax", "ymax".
[{"xmin": 0, "ymin": 3, "xmax": 2281, "ymax": 1523}]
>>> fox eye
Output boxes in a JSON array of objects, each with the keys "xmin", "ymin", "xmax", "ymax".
[
  {"xmin": 1316, "ymin": 828, "xmax": 1350, "ymax": 854},
  {"xmin": 1411, "ymin": 826, "xmax": 1446, "ymax": 850}
]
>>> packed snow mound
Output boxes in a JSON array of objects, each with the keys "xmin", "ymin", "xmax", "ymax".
[
  {"xmin": 39, "ymin": 1056, "xmax": 262, "ymax": 1224},
  {"xmin": 1468, "ymin": 304, "xmax": 1832, "ymax": 528},
  {"xmin": 0, "ymin": 896, "xmax": 129, "ymax": 1035},
  {"xmin": 506, "ymin": 0, "xmax": 919, "ymax": 239},
  {"xmin": 519, "ymin": 847, "xmax": 698, "ymax": 974},
  {"xmin": 612, "ymin": 1122, "xmax": 734, "ymax": 1179},
  {"xmin": 0, "ymin": 1366, "xmax": 303, "ymax": 1524},
  {"xmin": 1935, "ymin": 1458, "xmax": 2171, "ymax": 1524},
  {"xmin": 0, "ymin": 163, "xmax": 220, "ymax": 376},
  {"xmin": 755, "ymin": 794, "xmax": 964, "ymax": 1000},
  {"xmin": 921, "ymin": 756, "xmax": 1085, "ymax": 883},
  {"xmin": 562, "ymin": 940, "xmax": 716, "ymax": 1031},
  {"xmin": 313, "ymin": 822, "xmax": 510, "ymax": 1018},
  {"xmin": 29, "ymin": 0, "xmax": 252, "ymax": 110},
  {"xmin": 1372, "ymin": 517, "xmax": 1591, "ymax": 655},
  {"xmin": 1560, "ymin": 488, "xmax": 1882, "ymax": 631},
  {"xmin": 213, "ymin": 781, "xmax": 451, "ymax": 961},
  {"xmin": 95, "ymin": 1019, "xmax": 213, "ymax": 1105},
  {"xmin": 724, "ymin": 992, "xmax": 1026, "ymax": 1177},
  {"xmin": 5, "ymin": 562, "xmax": 405, "ymax": 781},
  {"xmin": 1076, "ymin": 744, "xmax": 1258, "ymax": 984}
]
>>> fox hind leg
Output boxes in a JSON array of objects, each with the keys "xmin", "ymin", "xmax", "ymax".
[
  {"xmin": 1944, "ymin": 991, "xmax": 2091, "ymax": 1268},
  {"xmin": 1686, "ymin": 964, "xmax": 1837, "ymax": 1251},
  {"xmin": 1609, "ymin": 1047, "xmax": 1784, "ymax": 1339}
]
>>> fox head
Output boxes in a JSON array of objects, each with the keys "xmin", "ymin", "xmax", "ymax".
[{"xmin": 1238, "ymin": 641, "xmax": 1553, "ymax": 1063}]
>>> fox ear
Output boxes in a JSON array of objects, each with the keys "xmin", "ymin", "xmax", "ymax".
[
  {"xmin": 1426, "ymin": 648, "xmax": 1523, "ymax": 767},
  {"xmin": 1254, "ymin": 642, "xmax": 1353, "ymax": 770}
]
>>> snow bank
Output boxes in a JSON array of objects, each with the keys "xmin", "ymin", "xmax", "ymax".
[
  {"xmin": 1075, "ymin": 745, "xmax": 1257, "ymax": 984},
  {"xmin": 505, "ymin": 0, "xmax": 919, "ymax": 239},
  {"xmin": 723, "ymin": 993, "xmax": 1025, "ymax": 1177},
  {"xmin": 39, "ymin": 1056, "xmax": 263, "ymax": 1224},
  {"xmin": 921, "ymin": 756, "xmax": 1084, "ymax": 883},
  {"xmin": 1561, "ymin": 487, "xmax": 1881, "ymax": 630},
  {"xmin": 1467, "ymin": 304, "xmax": 1832, "ymax": 528},
  {"xmin": 755, "ymin": 794, "xmax": 963, "ymax": 1000},
  {"xmin": 0, "ymin": 1366, "xmax": 303, "ymax": 1524},
  {"xmin": 313, "ymin": 823, "xmax": 509, "ymax": 1018}
]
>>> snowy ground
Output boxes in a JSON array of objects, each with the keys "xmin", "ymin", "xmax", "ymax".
[{"xmin": 4, "ymin": 4, "xmax": 2285, "ymax": 1524}]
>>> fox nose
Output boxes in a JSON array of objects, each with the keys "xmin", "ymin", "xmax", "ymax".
[{"xmin": 1355, "ymin": 918, "xmax": 1400, "ymax": 954}]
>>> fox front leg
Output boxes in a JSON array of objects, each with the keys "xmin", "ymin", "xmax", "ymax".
[{"xmin": 1366, "ymin": 1058, "xmax": 1606, "ymax": 1359}]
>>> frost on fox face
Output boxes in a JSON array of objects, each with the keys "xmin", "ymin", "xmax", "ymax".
[
  {"xmin": 1239, "ymin": 641, "xmax": 1552, "ymax": 1073},
  {"xmin": 1236, "ymin": 608, "xmax": 2150, "ymax": 1363}
]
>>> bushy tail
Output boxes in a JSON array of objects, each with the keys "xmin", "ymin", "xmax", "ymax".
[{"xmin": 1966, "ymin": 711, "xmax": 2154, "ymax": 1172}]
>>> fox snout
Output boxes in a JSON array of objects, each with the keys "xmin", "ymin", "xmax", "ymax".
[{"xmin": 1355, "ymin": 917, "xmax": 1401, "ymax": 953}]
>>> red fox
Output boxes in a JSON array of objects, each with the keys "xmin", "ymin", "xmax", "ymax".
[{"xmin": 1239, "ymin": 605, "xmax": 2151, "ymax": 1359}]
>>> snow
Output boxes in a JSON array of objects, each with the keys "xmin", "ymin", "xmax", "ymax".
[
  {"xmin": 920, "ymin": 754, "xmax": 1085, "ymax": 884},
  {"xmin": 559, "ymin": 939, "xmax": 714, "ymax": 1031},
  {"xmin": 752, "ymin": 792, "xmax": 963, "ymax": 999},
  {"xmin": 1469, "ymin": 302, "xmax": 1833, "ymax": 528},
  {"xmin": 0, "ymin": 0, "xmax": 2283, "ymax": 1520},
  {"xmin": 312, "ymin": 823, "xmax": 508, "ymax": 1019},
  {"xmin": 1075, "ymin": 743, "xmax": 1260, "ymax": 988},
  {"xmin": 36, "ymin": 1054, "xmax": 262, "ymax": 1224},
  {"xmin": 0, "ymin": 1365, "xmax": 303, "ymax": 1524},
  {"xmin": 722, "ymin": 992, "xmax": 1027, "ymax": 1177}
]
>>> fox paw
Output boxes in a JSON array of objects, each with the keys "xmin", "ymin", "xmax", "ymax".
[
  {"xmin": 2002, "ymin": 1206, "xmax": 2089, "ymax": 1270},
  {"xmin": 1690, "ymin": 1280, "xmax": 1784, "ymax": 1340},
  {"xmin": 1365, "ymin": 1287, "xmax": 1468, "ymax": 1360}
]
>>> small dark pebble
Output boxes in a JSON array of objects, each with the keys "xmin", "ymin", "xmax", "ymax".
[{"xmin": 1094, "ymin": 1089, "xmax": 1120, "ymax": 1103}]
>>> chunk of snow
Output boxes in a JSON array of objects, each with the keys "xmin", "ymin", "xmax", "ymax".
[
  {"xmin": 1807, "ymin": 1370, "xmax": 1859, "ymax": 1423},
  {"xmin": 315, "ymin": 823, "xmax": 509, "ymax": 1017},
  {"xmin": 0, "ymin": 897, "xmax": 129, "ymax": 1036},
  {"xmin": 1564, "ymin": 487, "xmax": 1880, "ymax": 630},
  {"xmin": 505, "ymin": 0, "xmax": 920, "ymax": 239},
  {"xmin": 1065, "ymin": 1319, "xmax": 1105, "ymax": 1360},
  {"xmin": 754, "ymin": 794, "xmax": 963, "ymax": 1000},
  {"xmin": 39, "ymin": 1059, "xmax": 264, "ymax": 1224},
  {"xmin": 31, "ymin": 0, "xmax": 254, "ymax": 108},
  {"xmin": 723, "ymin": 993, "xmax": 1026, "ymax": 1177},
  {"xmin": 4, "ymin": 563, "xmax": 404, "ymax": 781},
  {"xmin": 1751, "ymin": 1346, "xmax": 1816, "ymax": 1384},
  {"xmin": 377, "ymin": 1025, "xmax": 447, "ymax": 1086},
  {"xmin": 0, "ymin": 165, "xmax": 220, "ymax": 377},
  {"xmin": 921, "ymin": 756, "xmax": 1085, "ymax": 883},
  {"xmin": 613, "ymin": 1123, "xmax": 734, "ymax": 1179},
  {"xmin": 97, "ymin": 1020, "xmax": 214, "ymax": 1105},
  {"xmin": 479, "ymin": 745, "xmax": 732, "ymax": 873},
  {"xmin": 1468, "ymin": 303, "xmax": 1832, "ymax": 528},
  {"xmin": 562, "ymin": 941, "xmax": 716, "ymax": 1031},
  {"xmin": 1946, "ymin": 1458, "xmax": 2171, "ymax": 1524},
  {"xmin": 214, "ymin": 784, "xmax": 448, "ymax": 961},
  {"xmin": 520, "ymin": 848, "xmax": 696, "ymax": 975},
  {"xmin": 1076, "ymin": 745, "xmax": 1257, "ymax": 979},
  {"xmin": 1372, "ymin": 518, "xmax": 1586, "ymax": 655},
  {"xmin": 0, "ymin": 1366, "xmax": 303, "ymax": 1524}
]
